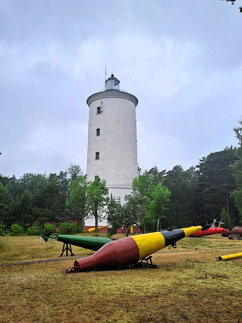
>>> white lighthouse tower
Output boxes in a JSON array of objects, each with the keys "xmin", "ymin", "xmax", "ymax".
[{"xmin": 86, "ymin": 74, "xmax": 139, "ymax": 207}]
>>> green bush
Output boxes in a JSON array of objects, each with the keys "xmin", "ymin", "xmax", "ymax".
[
  {"xmin": 0, "ymin": 222, "xmax": 6, "ymax": 236},
  {"xmin": 58, "ymin": 222, "xmax": 78, "ymax": 234},
  {"xmin": 10, "ymin": 224, "xmax": 24, "ymax": 236},
  {"xmin": 27, "ymin": 225, "xmax": 41, "ymax": 236},
  {"xmin": 43, "ymin": 223, "xmax": 56, "ymax": 234}
]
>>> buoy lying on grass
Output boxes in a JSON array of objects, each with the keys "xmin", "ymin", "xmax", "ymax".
[
  {"xmin": 41, "ymin": 233, "xmax": 112, "ymax": 256},
  {"xmin": 68, "ymin": 225, "xmax": 202, "ymax": 272},
  {"xmin": 87, "ymin": 226, "xmax": 105, "ymax": 233},
  {"xmin": 216, "ymin": 252, "xmax": 242, "ymax": 261},
  {"xmin": 190, "ymin": 227, "xmax": 226, "ymax": 237},
  {"xmin": 222, "ymin": 227, "xmax": 242, "ymax": 240}
]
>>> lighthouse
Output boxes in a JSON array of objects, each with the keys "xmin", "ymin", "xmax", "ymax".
[{"xmin": 86, "ymin": 74, "xmax": 139, "ymax": 207}]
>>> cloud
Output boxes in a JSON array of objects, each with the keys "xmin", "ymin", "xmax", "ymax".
[{"xmin": 0, "ymin": 0, "xmax": 242, "ymax": 177}]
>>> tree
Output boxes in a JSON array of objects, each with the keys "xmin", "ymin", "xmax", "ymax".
[
  {"xmin": 163, "ymin": 166, "xmax": 198, "ymax": 227},
  {"xmin": 85, "ymin": 177, "xmax": 108, "ymax": 232},
  {"xmin": 220, "ymin": 208, "xmax": 232, "ymax": 228},
  {"xmin": 19, "ymin": 189, "xmax": 33, "ymax": 226},
  {"xmin": 0, "ymin": 221, "xmax": 6, "ymax": 236},
  {"xmin": 0, "ymin": 183, "xmax": 9, "ymax": 213},
  {"xmin": 106, "ymin": 195, "xmax": 124, "ymax": 235},
  {"xmin": 148, "ymin": 167, "xmax": 166, "ymax": 186},
  {"xmin": 231, "ymin": 119, "xmax": 242, "ymax": 225},
  {"xmin": 131, "ymin": 171, "xmax": 156, "ymax": 232},
  {"xmin": 68, "ymin": 164, "xmax": 82, "ymax": 180},
  {"xmin": 0, "ymin": 183, "xmax": 11, "ymax": 224},
  {"xmin": 32, "ymin": 172, "xmax": 69, "ymax": 224},
  {"xmin": 132, "ymin": 171, "xmax": 155, "ymax": 199},
  {"xmin": 233, "ymin": 119, "xmax": 242, "ymax": 146},
  {"xmin": 194, "ymin": 148, "xmax": 238, "ymax": 225},
  {"xmin": 19, "ymin": 173, "xmax": 46, "ymax": 193},
  {"xmin": 230, "ymin": 149, "xmax": 242, "ymax": 225},
  {"xmin": 106, "ymin": 194, "xmax": 148, "ymax": 236},
  {"xmin": 120, "ymin": 172, "xmax": 170, "ymax": 233},
  {"xmin": 123, "ymin": 192, "xmax": 149, "ymax": 233},
  {"xmin": 147, "ymin": 184, "xmax": 170, "ymax": 231},
  {"xmin": 0, "ymin": 168, "xmax": 73, "ymax": 227},
  {"xmin": 66, "ymin": 174, "xmax": 86, "ymax": 231}
]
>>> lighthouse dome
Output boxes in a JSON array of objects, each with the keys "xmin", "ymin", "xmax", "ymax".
[{"xmin": 105, "ymin": 74, "xmax": 120, "ymax": 91}]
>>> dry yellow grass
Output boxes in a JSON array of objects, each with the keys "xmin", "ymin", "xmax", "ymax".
[
  {"xmin": 0, "ymin": 234, "xmax": 241, "ymax": 322},
  {"xmin": 0, "ymin": 234, "xmax": 102, "ymax": 263}
]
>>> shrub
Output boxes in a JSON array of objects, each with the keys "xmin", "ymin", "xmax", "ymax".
[
  {"xmin": 58, "ymin": 222, "xmax": 78, "ymax": 234},
  {"xmin": 43, "ymin": 223, "xmax": 56, "ymax": 235},
  {"xmin": 27, "ymin": 225, "xmax": 41, "ymax": 236},
  {"xmin": 0, "ymin": 222, "xmax": 6, "ymax": 236},
  {"xmin": 10, "ymin": 224, "xmax": 24, "ymax": 236}
]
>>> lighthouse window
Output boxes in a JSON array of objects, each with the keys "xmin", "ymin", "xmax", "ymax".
[
  {"xmin": 95, "ymin": 152, "xmax": 100, "ymax": 160},
  {"xmin": 96, "ymin": 128, "xmax": 100, "ymax": 136},
  {"xmin": 114, "ymin": 196, "xmax": 121, "ymax": 203},
  {"xmin": 97, "ymin": 106, "xmax": 101, "ymax": 114}
]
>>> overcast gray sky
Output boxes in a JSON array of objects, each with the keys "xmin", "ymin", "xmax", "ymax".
[{"xmin": 0, "ymin": 0, "xmax": 242, "ymax": 177}]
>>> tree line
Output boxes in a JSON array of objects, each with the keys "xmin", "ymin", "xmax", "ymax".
[{"xmin": 0, "ymin": 121, "xmax": 242, "ymax": 233}]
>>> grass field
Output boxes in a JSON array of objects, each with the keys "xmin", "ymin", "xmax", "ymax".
[{"xmin": 0, "ymin": 234, "xmax": 241, "ymax": 322}]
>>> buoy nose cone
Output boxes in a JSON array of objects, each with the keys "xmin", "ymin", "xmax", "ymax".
[
  {"xmin": 182, "ymin": 226, "xmax": 202, "ymax": 237},
  {"xmin": 74, "ymin": 255, "xmax": 97, "ymax": 271}
]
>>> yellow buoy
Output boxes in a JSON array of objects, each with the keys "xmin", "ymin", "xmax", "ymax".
[
  {"xmin": 216, "ymin": 252, "xmax": 242, "ymax": 261},
  {"xmin": 87, "ymin": 226, "xmax": 105, "ymax": 233}
]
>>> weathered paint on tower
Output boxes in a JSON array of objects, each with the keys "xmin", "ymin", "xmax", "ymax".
[{"xmin": 86, "ymin": 75, "xmax": 139, "ymax": 204}]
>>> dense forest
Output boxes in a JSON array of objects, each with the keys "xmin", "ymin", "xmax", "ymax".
[{"xmin": 1, "ymin": 121, "xmax": 242, "ymax": 233}]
